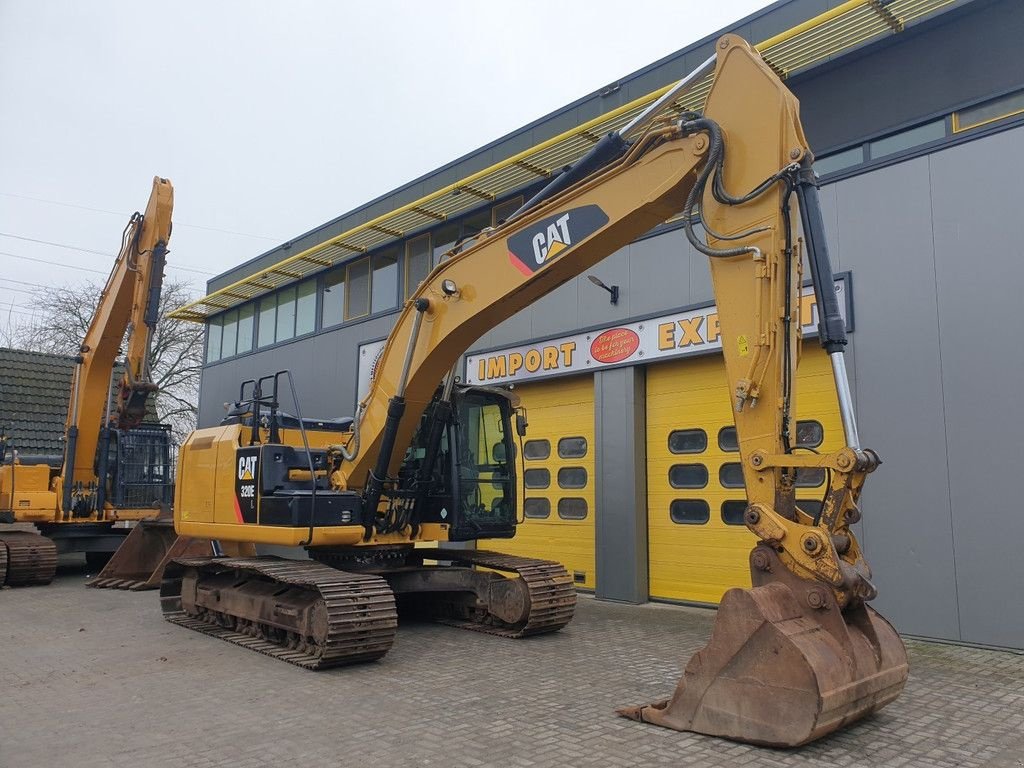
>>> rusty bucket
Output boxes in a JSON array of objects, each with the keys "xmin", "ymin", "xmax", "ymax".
[
  {"xmin": 618, "ymin": 546, "xmax": 908, "ymax": 747},
  {"xmin": 86, "ymin": 520, "xmax": 253, "ymax": 591}
]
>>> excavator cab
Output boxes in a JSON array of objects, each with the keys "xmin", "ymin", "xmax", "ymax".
[{"xmin": 399, "ymin": 385, "xmax": 519, "ymax": 542}]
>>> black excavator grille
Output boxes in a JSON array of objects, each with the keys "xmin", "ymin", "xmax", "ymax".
[{"xmin": 113, "ymin": 424, "xmax": 175, "ymax": 508}]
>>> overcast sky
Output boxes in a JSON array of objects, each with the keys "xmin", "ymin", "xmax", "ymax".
[{"xmin": 0, "ymin": 0, "xmax": 769, "ymax": 329}]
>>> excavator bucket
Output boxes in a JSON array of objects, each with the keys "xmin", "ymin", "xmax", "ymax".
[
  {"xmin": 618, "ymin": 547, "xmax": 909, "ymax": 747},
  {"xmin": 86, "ymin": 519, "xmax": 255, "ymax": 591}
]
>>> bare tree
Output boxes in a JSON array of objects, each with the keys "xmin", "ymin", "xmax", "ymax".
[{"xmin": 11, "ymin": 277, "xmax": 203, "ymax": 441}]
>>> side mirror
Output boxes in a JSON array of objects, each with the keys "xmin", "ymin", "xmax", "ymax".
[{"xmin": 515, "ymin": 409, "xmax": 529, "ymax": 437}]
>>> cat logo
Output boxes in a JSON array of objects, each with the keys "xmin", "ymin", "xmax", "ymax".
[
  {"xmin": 506, "ymin": 204, "xmax": 609, "ymax": 276},
  {"xmin": 238, "ymin": 455, "xmax": 257, "ymax": 481},
  {"xmin": 532, "ymin": 213, "xmax": 572, "ymax": 265}
]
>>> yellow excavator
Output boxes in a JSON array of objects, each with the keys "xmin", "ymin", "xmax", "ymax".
[
  {"xmin": 162, "ymin": 37, "xmax": 908, "ymax": 747},
  {"xmin": 0, "ymin": 178, "xmax": 204, "ymax": 587}
]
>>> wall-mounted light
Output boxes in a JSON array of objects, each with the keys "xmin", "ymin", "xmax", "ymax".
[{"xmin": 587, "ymin": 274, "xmax": 619, "ymax": 305}]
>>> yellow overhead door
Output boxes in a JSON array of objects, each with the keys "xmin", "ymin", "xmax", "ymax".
[
  {"xmin": 646, "ymin": 346, "xmax": 843, "ymax": 604},
  {"xmin": 492, "ymin": 375, "xmax": 596, "ymax": 589}
]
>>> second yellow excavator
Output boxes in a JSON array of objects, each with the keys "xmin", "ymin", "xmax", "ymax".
[{"xmin": 162, "ymin": 36, "xmax": 908, "ymax": 747}]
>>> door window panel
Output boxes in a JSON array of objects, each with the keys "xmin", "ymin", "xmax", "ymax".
[
  {"xmin": 557, "ymin": 498, "xmax": 588, "ymax": 520},
  {"xmin": 721, "ymin": 500, "xmax": 747, "ymax": 525},
  {"xmin": 524, "ymin": 498, "xmax": 550, "ymax": 519},
  {"xmin": 719, "ymin": 462, "xmax": 745, "ymax": 488},
  {"xmin": 668, "ymin": 429, "xmax": 707, "ymax": 454},
  {"xmin": 670, "ymin": 499, "xmax": 710, "ymax": 525},
  {"xmin": 557, "ymin": 467, "xmax": 587, "ymax": 489},
  {"xmin": 524, "ymin": 468, "xmax": 550, "ymax": 489},
  {"xmin": 557, "ymin": 436, "xmax": 587, "ymax": 458},
  {"xmin": 523, "ymin": 439, "xmax": 550, "ymax": 460},
  {"xmin": 669, "ymin": 463, "xmax": 708, "ymax": 489}
]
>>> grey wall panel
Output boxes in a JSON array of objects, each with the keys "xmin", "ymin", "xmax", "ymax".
[
  {"xmin": 577, "ymin": 247, "xmax": 631, "ymax": 328},
  {"xmin": 831, "ymin": 157, "xmax": 960, "ymax": 640},
  {"xmin": 594, "ymin": 367, "xmax": 648, "ymax": 602},
  {"xmin": 529, "ymin": 279, "xmax": 578, "ymax": 339},
  {"xmin": 627, "ymin": 230, "xmax": 692, "ymax": 314},
  {"xmin": 928, "ymin": 128, "xmax": 1024, "ymax": 648}
]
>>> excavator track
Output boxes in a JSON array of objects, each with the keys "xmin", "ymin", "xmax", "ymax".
[
  {"xmin": 160, "ymin": 557, "xmax": 398, "ymax": 669},
  {"xmin": 0, "ymin": 531, "xmax": 57, "ymax": 587},
  {"xmin": 411, "ymin": 548, "xmax": 577, "ymax": 638}
]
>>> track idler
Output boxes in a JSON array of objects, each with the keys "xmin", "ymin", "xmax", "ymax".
[{"xmin": 618, "ymin": 546, "xmax": 908, "ymax": 747}]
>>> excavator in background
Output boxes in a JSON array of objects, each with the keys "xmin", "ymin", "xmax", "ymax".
[
  {"xmin": 0, "ymin": 177, "xmax": 209, "ymax": 587},
  {"xmin": 162, "ymin": 36, "xmax": 908, "ymax": 747}
]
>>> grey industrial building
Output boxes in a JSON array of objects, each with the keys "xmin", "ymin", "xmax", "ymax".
[{"xmin": 179, "ymin": 0, "xmax": 1024, "ymax": 649}]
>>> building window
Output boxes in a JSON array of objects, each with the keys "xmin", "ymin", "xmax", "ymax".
[
  {"xmin": 815, "ymin": 146, "xmax": 865, "ymax": 176},
  {"xmin": 462, "ymin": 209, "xmax": 491, "ymax": 242},
  {"xmin": 954, "ymin": 89, "xmax": 1024, "ymax": 132},
  {"xmin": 523, "ymin": 439, "xmax": 550, "ymax": 460},
  {"xmin": 206, "ymin": 317, "xmax": 222, "ymax": 363},
  {"xmin": 718, "ymin": 426, "xmax": 738, "ymax": 452},
  {"xmin": 668, "ymin": 429, "xmax": 707, "ymax": 454},
  {"xmin": 221, "ymin": 309, "xmax": 238, "ymax": 358},
  {"xmin": 795, "ymin": 420, "xmax": 824, "ymax": 448},
  {"xmin": 524, "ymin": 498, "xmax": 550, "ymax": 519},
  {"xmin": 433, "ymin": 223, "xmax": 459, "ymax": 263},
  {"xmin": 557, "ymin": 498, "xmax": 588, "ymax": 520},
  {"xmin": 721, "ymin": 500, "xmax": 747, "ymax": 526},
  {"xmin": 719, "ymin": 462, "xmax": 745, "ymax": 489},
  {"xmin": 346, "ymin": 258, "xmax": 370, "ymax": 320},
  {"xmin": 322, "ymin": 267, "xmax": 346, "ymax": 328},
  {"xmin": 670, "ymin": 499, "xmax": 709, "ymax": 525},
  {"xmin": 492, "ymin": 196, "xmax": 523, "ymax": 226},
  {"xmin": 669, "ymin": 463, "xmax": 708, "ymax": 489},
  {"xmin": 557, "ymin": 436, "xmax": 587, "ymax": 459},
  {"xmin": 295, "ymin": 279, "xmax": 316, "ymax": 336},
  {"xmin": 371, "ymin": 248, "xmax": 399, "ymax": 313},
  {"xmin": 275, "ymin": 285, "xmax": 297, "ymax": 343},
  {"xmin": 236, "ymin": 304, "xmax": 254, "ymax": 355},
  {"xmin": 868, "ymin": 119, "xmax": 946, "ymax": 160},
  {"xmin": 524, "ymin": 468, "xmax": 550, "ymax": 489},
  {"xmin": 405, "ymin": 234, "xmax": 431, "ymax": 299},
  {"xmin": 257, "ymin": 295, "xmax": 276, "ymax": 348},
  {"xmin": 557, "ymin": 467, "xmax": 587, "ymax": 489}
]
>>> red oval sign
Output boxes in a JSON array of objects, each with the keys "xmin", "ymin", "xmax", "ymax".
[{"xmin": 590, "ymin": 328, "xmax": 640, "ymax": 364}]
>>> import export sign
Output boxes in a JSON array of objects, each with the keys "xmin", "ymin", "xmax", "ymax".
[{"xmin": 465, "ymin": 275, "xmax": 850, "ymax": 386}]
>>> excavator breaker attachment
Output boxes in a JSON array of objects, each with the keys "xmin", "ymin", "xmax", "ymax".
[
  {"xmin": 86, "ymin": 519, "xmax": 255, "ymax": 591},
  {"xmin": 618, "ymin": 546, "xmax": 908, "ymax": 747}
]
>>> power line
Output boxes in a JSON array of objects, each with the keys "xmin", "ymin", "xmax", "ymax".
[
  {"xmin": 0, "ymin": 249, "xmax": 108, "ymax": 275},
  {"xmin": 0, "ymin": 190, "xmax": 281, "ymax": 242},
  {"xmin": 0, "ymin": 232, "xmax": 215, "ymax": 276},
  {"xmin": 0, "ymin": 285, "xmax": 36, "ymax": 295},
  {"xmin": 0, "ymin": 276, "xmax": 49, "ymax": 289}
]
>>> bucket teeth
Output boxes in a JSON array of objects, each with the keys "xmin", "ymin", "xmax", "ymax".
[{"xmin": 619, "ymin": 549, "xmax": 909, "ymax": 747}]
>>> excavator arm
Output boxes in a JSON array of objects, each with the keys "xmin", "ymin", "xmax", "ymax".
[{"xmin": 60, "ymin": 176, "xmax": 173, "ymax": 516}]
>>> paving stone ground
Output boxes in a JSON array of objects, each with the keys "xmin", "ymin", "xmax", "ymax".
[{"xmin": 1, "ymin": 557, "xmax": 1022, "ymax": 768}]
